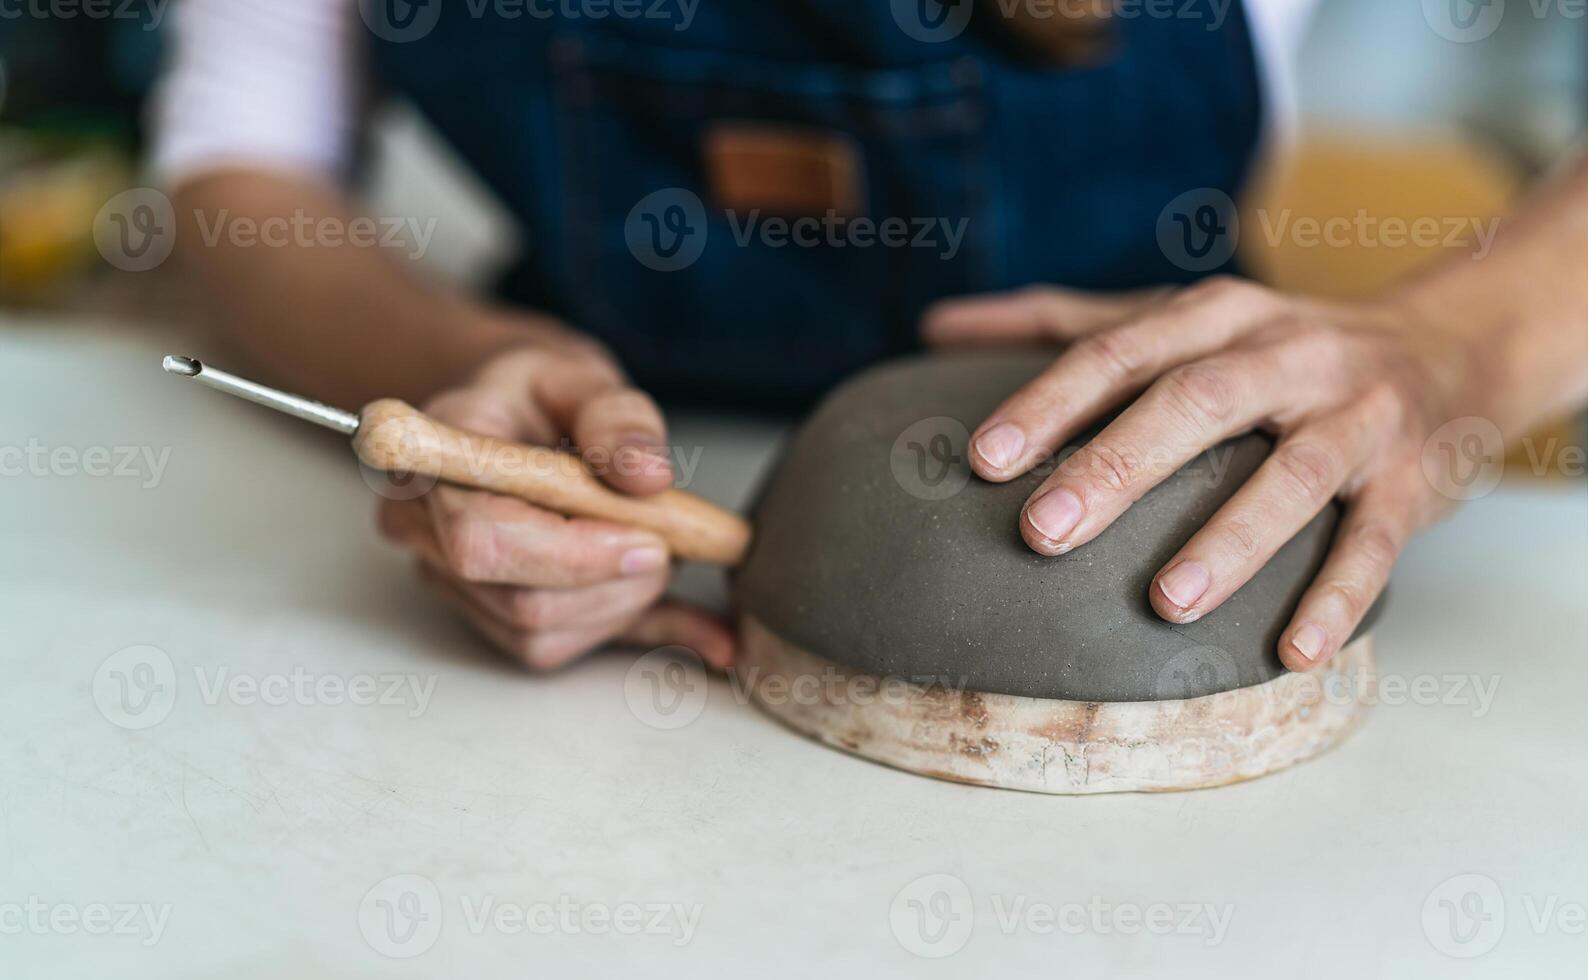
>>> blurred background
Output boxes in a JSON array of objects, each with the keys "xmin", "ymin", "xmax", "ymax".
[
  {"xmin": 3, "ymin": 0, "xmax": 1585, "ymax": 301},
  {"xmin": 4, "ymin": 1, "xmax": 1586, "ymax": 301},
  {"xmin": 0, "ymin": 0, "xmax": 1584, "ymax": 458}
]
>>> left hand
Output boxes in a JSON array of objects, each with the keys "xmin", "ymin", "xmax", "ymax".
[
  {"xmin": 923, "ymin": 276, "xmax": 1479, "ymax": 673},
  {"xmin": 375, "ymin": 339, "xmax": 736, "ymax": 673}
]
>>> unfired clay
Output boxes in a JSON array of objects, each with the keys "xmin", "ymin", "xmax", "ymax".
[{"xmin": 736, "ymin": 350, "xmax": 1383, "ymax": 703}]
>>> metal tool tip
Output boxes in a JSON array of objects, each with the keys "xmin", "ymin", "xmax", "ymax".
[{"xmin": 162, "ymin": 355, "xmax": 201, "ymax": 377}]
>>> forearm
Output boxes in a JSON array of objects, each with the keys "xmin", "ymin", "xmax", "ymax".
[
  {"xmin": 173, "ymin": 170, "xmax": 557, "ymax": 408},
  {"xmin": 1386, "ymin": 155, "xmax": 1588, "ymax": 437}
]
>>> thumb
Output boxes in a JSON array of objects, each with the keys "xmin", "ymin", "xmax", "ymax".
[
  {"xmin": 921, "ymin": 285, "xmax": 1169, "ymax": 348},
  {"xmin": 618, "ymin": 601, "xmax": 737, "ymax": 671},
  {"xmin": 537, "ymin": 360, "xmax": 675, "ymax": 498}
]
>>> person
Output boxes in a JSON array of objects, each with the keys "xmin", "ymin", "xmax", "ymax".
[{"xmin": 154, "ymin": 0, "xmax": 1588, "ymax": 675}]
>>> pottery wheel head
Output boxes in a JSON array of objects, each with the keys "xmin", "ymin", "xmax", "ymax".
[{"xmin": 735, "ymin": 350, "xmax": 1383, "ymax": 702}]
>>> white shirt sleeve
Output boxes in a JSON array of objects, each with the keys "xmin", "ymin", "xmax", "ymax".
[
  {"xmin": 151, "ymin": 0, "xmax": 363, "ymax": 187},
  {"xmin": 1243, "ymin": 0, "xmax": 1323, "ymax": 147}
]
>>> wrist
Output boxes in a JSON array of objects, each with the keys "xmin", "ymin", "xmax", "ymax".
[{"xmin": 1369, "ymin": 280, "xmax": 1529, "ymax": 437}]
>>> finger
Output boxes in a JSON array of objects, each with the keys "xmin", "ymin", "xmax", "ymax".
[
  {"xmin": 425, "ymin": 383, "xmax": 557, "ymax": 446},
  {"xmin": 617, "ymin": 601, "xmax": 737, "ymax": 671},
  {"xmin": 1148, "ymin": 405, "xmax": 1384, "ymax": 624},
  {"xmin": 967, "ymin": 277, "xmax": 1279, "ymax": 481},
  {"xmin": 428, "ymin": 559, "xmax": 670, "ymax": 632},
  {"xmin": 536, "ymin": 359, "xmax": 673, "ymax": 497},
  {"xmin": 921, "ymin": 285, "xmax": 1170, "ymax": 348},
  {"xmin": 1278, "ymin": 483, "xmax": 1413, "ymax": 671},
  {"xmin": 570, "ymin": 386, "xmax": 675, "ymax": 497},
  {"xmin": 378, "ymin": 497, "xmax": 440, "ymax": 557},
  {"xmin": 1020, "ymin": 341, "xmax": 1322, "ymax": 556},
  {"xmin": 418, "ymin": 561, "xmax": 634, "ymax": 671},
  {"xmin": 379, "ymin": 497, "xmax": 426, "ymax": 537},
  {"xmin": 426, "ymin": 484, "xmax": 670, "ymax": 587},
  {"xmin": 392, "ymin": 479, "xmax": 682, "ymax": 584}
]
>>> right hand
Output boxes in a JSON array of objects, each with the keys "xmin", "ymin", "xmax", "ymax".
[{"xmin": 376, "ymin": 340, "xmax": 735, "ymax": 672}]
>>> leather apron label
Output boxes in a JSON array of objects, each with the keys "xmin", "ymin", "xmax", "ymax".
[{"xmin": 704, "ymin": 123, "xmax": 865, "ymax": 218}]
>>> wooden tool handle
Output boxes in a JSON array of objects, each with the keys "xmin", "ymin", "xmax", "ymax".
[{"xmin": 353, "ymin": 399, "xmax": 752, "ymax": 566}]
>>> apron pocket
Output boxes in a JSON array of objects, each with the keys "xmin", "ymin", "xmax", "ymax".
[{"xmin": 552, "ymin": 33, "xmax": 989, "ymax": 404}]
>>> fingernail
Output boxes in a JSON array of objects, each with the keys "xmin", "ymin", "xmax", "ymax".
[
  {"xmin": 973, "ymin": 423, "xmax": 1025, "ymax": 472},
  {"xmin": 619, "ymin": 434, "xmax": 672, "ymax": 479},
  {"xmin": 1290, "ymin": 623, "xmax": 1327, "ymax": 663},
  {"xmin": 1157, "ymin": 561, "xmax": 1211, "ymax": 612},
  {"xmin": 616, "ymin": 425, "xmax": 660, "ymax": 444},
  {"xmin": 620, "ymin": 546, "xmax": 668, "ymax": 575},
  {"xmin": 1025, "ymin": 488, "xmax": 1082, "ymax": 545},
  {"xmin": 620, "ymin": 431, "xmax": 666, "ymax": 452},
  {"xmin": 635, "ymin": 448, "xmax": 673, "ymax": 479}
]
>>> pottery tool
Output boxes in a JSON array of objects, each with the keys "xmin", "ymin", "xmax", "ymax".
[
  {"xmin": 159, "ymin": 355, "xmax": 751, "ymax": 565},
  {"xmin": 164, "ymin": 351, "xmax": 1379, "ymax": 794}
]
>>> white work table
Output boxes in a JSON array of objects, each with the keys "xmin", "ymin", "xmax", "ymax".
[{"xmin": 2, "ymin": 317, "xmax": 1585, "ymax": 978}]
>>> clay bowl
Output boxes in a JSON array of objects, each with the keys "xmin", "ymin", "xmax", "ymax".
[{"xmin": 733, "ymin": 350, "xmax": 1379, "ymax": 794}]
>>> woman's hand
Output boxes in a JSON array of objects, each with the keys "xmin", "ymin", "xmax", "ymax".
[
  {"xmin": 376, "ymin": 338, "xmax": 735, "ymax": 672},
  {"xmin": 924, "ymin": 277, "xmax": 1481, "ymax": 673}
]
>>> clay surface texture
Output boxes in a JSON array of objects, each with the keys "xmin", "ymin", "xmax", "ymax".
[{"xmin": 735, "ymin": 351, "xmax": 1381, "ymax": 703}]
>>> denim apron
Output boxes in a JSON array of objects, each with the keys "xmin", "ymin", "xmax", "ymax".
[{"xmin": 369, "ymin": 1, "xmax": 1262, "ymax": 408}]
